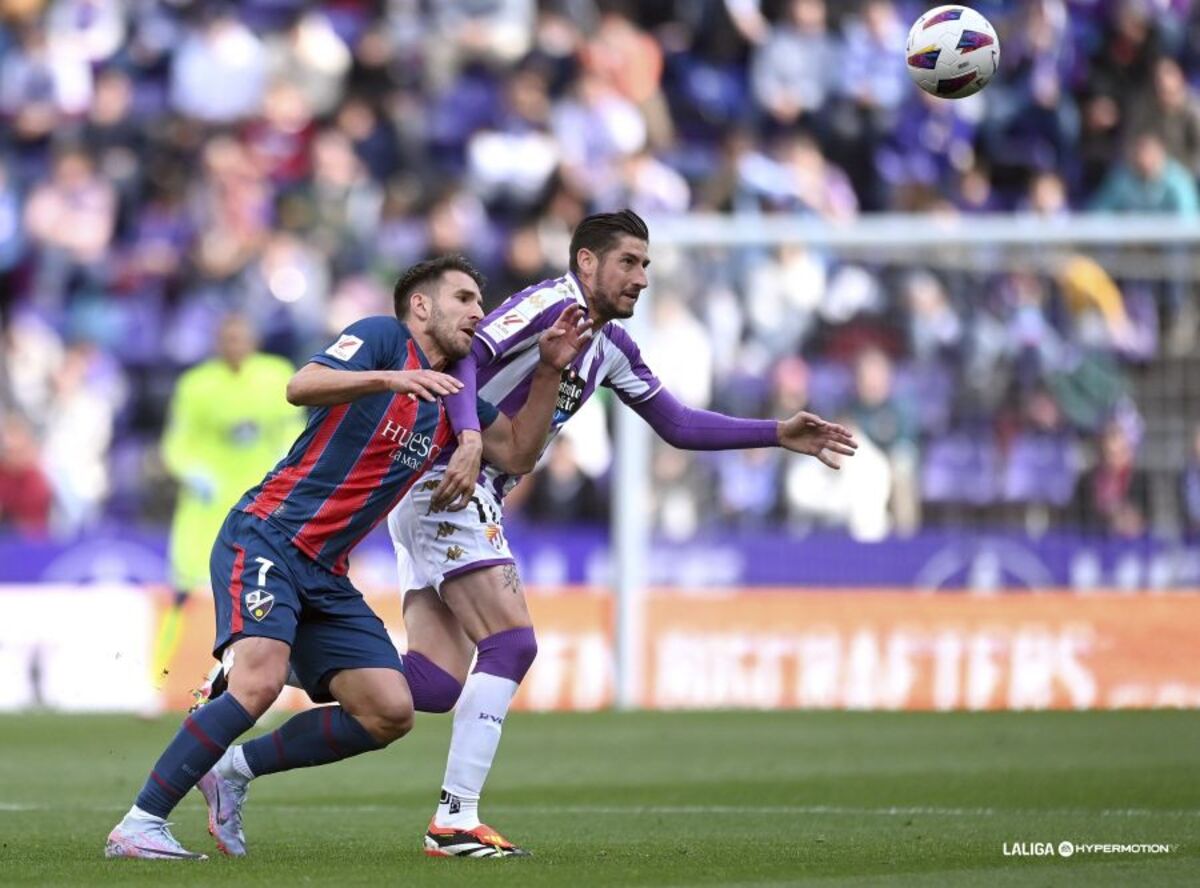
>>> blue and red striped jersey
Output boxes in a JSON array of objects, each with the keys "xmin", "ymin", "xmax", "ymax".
[{"xmin": 235, "ymin": 316, "xmax": 499, "ymax": 575}]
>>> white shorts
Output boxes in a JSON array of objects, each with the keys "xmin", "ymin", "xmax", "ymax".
[{"xmin": 387, "ymin": 476, "xmax": 514, "ymax": 595}]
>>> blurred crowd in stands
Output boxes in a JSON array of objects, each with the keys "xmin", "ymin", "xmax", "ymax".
[{"xmin": 2, "ymin": 0, "xmax": 1200, "ymax": 543}]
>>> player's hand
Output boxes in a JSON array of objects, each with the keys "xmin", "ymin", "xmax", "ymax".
[
  {"xmin": 385, "ymin": 369, "xmax": 463, "ymax": 402},
  {"xmin": 777, "ymin": 411, "xmax": 859, "ymax": 469},
  {"xmin": 431, "ymin": 430, "xmax": 482, "ymax": 512},
  {"xmin": 537, "ymin": 304, "xmax": 593, "ymax": 371}
]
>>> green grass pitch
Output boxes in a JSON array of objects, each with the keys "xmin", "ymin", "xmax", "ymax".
[{"xmin": 1, "ymin": 710, "xmax": 1197, "ymax": 886}]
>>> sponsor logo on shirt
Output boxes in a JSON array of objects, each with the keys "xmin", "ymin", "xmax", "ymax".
[
  {"xmin": 325, "ymin": 334, "xmax": 364, "ymax": 361},
  {"xmin": 379, "ymin": 415, "xmax": 442, "ymax": 472},
  {"xmin": 553, "ymin": 368, "xmax": 584, "ymax": 425}
]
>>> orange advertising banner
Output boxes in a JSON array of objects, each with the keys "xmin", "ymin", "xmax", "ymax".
[
  {"xmin": 155, "ymin": 589, "xmax": 1200, "ymax": 713},
  {"xmin": 641, "ymin": 591, "xmax": 1200, "ymax": 711}
]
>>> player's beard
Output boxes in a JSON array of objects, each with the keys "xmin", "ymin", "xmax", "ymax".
[
  {"xmin": 593, "ymin": 280, "xmax": 636, "ymax": 320},
  {"xmin": 429, "ymin": 301, "xmax": 473, "ymax": 361}
]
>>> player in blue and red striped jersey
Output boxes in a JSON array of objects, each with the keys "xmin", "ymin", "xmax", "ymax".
[
  {"xmin": 104, "ymin": 255, "xmax": 591, "ymax": 861},
  {"xmin": 390, "ymin": 210, "xmax": 858, "ymax": 858}
]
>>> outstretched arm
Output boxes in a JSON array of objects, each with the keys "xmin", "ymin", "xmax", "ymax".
[
  {"xmin": 285, "ymin": 363, "xmax": 462, "ymax": 406},
  {"xmin": 479, "ymin": 305, "xmax": 592, "ymax": 475},
  {"xmin": 630, "ymin": 388, "xmax": 858, "ymax": 467}
]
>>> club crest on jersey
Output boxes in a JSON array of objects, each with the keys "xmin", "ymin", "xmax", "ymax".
[
  {"xmin": 553, "ymin": 368, "xmax": 584, "ymax": 425},
  {"xmin": 484, "ymin": 523, "xmax": 506, "ymax": 552},
  {"xmin": 245, "ymin": 589, "xmax": 275, "ymax": 621},
  {"xmin": 325, "ymin": 334, "xmax": 364, "ymax": 362}
]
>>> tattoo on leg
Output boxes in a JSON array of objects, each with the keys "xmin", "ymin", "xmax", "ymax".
[{"xmin": 501, "ymin": 563, "xmax": 522, "ymax": 595}]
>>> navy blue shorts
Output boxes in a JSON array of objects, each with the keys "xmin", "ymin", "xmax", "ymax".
[{"xmin": 210, "ymin": 510, "xmax": 403, "ymax": 703}]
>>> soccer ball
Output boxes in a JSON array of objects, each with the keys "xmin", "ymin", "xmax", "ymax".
[{"xmin": 905, "ymin": 5, "xmax": 1000, "ymax": 99}]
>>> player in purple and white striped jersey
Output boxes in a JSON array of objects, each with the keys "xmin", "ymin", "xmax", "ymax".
[{"xmin": 387, "ymin": 209, "xmax": 858, "ymax": 858}]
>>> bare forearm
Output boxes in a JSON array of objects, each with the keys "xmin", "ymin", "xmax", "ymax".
[
  {"xmin": 286, "ymin": 365, "xmax": 391, "ymax": 406},
  {"xmin": 510, "ymin": 363, "xmax": 562, "ymax": 461},
  {"xmin": 482, "ymin": 363, "xmax": 560, "ymax": 473}
]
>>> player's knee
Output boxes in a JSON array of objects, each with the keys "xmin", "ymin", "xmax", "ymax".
[
  {"xmin": 476, "ymin": 625, "xmax": 538, "ymax": 686},
  {"xmin": 404, "ymin": 651, "xmax": 464, "ymax": 713},
  {"xmin": 416, "ymin": 680, "xmax": 462, "ymax": 714},
  {"xmin": 360, "ymin": 698, "xmax": 414, "ymax": 744},
  {"xmin": 227, "ymin": 672, "xmax": 287, "ymax": 719},
  {"xmin": 510, "ymin": 628, "xmax": 538, "ymax": 681},
  {"xmin": 223, "ymin": 648, "xmax": 290, "ymax": 718}
]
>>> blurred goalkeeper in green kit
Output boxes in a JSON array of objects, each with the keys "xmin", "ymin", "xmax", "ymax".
[{"xmin": 153, "ymin": 314, "xmax": 303, "ymax": 689}]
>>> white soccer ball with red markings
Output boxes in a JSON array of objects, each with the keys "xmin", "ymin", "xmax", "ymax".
[{"xmin": 905, "ymin": 5, "xmax": 1000, "ymax": 99}]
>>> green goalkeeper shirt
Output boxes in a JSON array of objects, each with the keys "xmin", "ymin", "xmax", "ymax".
[{"xmin": 162, "ymin": 353, "xmax": 303, "ymax": 589}]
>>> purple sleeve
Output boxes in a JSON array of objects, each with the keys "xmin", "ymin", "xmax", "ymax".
[
  {"xmin": 445, "ymin": 352, "xmax": 481, "ymax": 435},
  {"xmin": 630, "ymin": 387, "xmax": 779, "ymax": 450}
]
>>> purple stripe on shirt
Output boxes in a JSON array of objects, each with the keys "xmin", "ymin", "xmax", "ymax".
[
  {"xmin": 476, "ymin": 278, "xmax": 568, "ymax": 357},
  {"xmin": 601, "ymin": 323, "xmax": 662, "ymax": 401},
  {"xmin": 497, "ymin": 375, "xmax": 534, "ymax": 416},
  {"xmin": 476, "ymin": 310, "xmax": 565, "ymax": 388}
]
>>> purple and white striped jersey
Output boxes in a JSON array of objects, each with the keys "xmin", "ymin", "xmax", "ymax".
[{"xmin": 441, "ymin": 272, "xmax": 662, "ymax": 499}]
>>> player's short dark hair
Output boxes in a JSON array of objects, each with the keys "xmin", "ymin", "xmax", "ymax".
[
  {"xmin": 393, "ymin": 255, "xmax": 486, "ymax": 319},
  {"xmin": 568, "ymin": 209, "xmax": 649, "ymax": 273}
]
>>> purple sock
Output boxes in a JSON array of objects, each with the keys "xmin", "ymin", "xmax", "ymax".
[
  {"xmin": 241, "ymin": 705, "xmax": 381, "ymax": 777},
  {"xmin": 473, "ymin": 626, "xmax": 537, "ymax": 683},
  {"xmin": 404, "ymin": 651, "xmax": 464, "ymax": 713},
  {"xmin": 135, "ymin": 694, "xmax": 254, "ymax": 818}
]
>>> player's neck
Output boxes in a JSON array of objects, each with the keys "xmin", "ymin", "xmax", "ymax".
[
  {"xmin": 578, "ymin": 281, "xmax": 612, "ymax": 331},
  {"xmin": 409, "ymin": 328, "xmax": 447, "ymax": 370}
]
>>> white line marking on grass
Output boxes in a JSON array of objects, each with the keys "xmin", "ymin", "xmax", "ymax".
[
  {"xmin": 3, "ymin": 802, "xmax": 1198, "ymax": 818},
  {"xmin": 493, "ymin": 805, "xmax": 1200, "ymax": 819}
]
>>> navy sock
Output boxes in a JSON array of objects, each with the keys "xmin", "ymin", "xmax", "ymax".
[
  {"xmin": 134, "ymin": 694, "xmax": 255, "ymax": 818},
  {"xmin": 241, "ymin": 706, "xmax": 381, "ymax": 777}
]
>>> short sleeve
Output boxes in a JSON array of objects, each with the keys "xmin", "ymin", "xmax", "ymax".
[
  {"xmin": 601, "ymin": 323, "xmax": 663, "ymax": 406},
  {"xmin": 308, "ymin": 317, "xmax": 405, "ymax": 372},
  {"xmin": 476, "ymin": 283, "xmax": 573, "ymax": 362}
]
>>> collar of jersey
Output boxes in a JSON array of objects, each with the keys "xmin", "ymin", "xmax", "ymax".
[
  {"xmin": 563, "ymin": 271, "xmax": 588, "ymax": 308},
  {"xmin": 399, "ymin": 324, "xmax": 431, "ymax": 370}
]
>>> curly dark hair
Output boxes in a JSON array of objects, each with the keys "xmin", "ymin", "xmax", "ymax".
[{"xmin": 392, "ymin": 255, "xmax": 486, "ymax": 319}]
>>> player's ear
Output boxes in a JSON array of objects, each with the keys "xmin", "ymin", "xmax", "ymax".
[
  {"xmin": 409, "ymin": 290, "xmax": 431, "ymax": 321},
  {"xmin": 577, "ymin": 248, "xmax": 597, "ymax": 276}
]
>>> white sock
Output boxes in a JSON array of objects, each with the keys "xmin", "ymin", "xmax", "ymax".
[
  {"xmin": 222, "ymin": 745, "xmax": 254, "ymax": 782},
  {"xmin": 125, "ymin": 804, "xmax": 164, "ymax": 824},
  {"xmin": 434, "ymin": 671, "xmax": 519, "ymax": 829}
]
